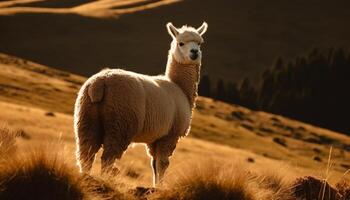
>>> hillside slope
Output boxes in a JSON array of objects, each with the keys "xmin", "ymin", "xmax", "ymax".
[
  {"xmin": 0, "ymin": 0, "xmax": 350, "ymax": 82},
  {"xmin": 0, "ymin": 53, "xmax": 349, "ymax": 184}
]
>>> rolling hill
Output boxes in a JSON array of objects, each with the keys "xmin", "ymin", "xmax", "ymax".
[
  {"xmin": 1, "ymin": 0, "xmax": 350, "ymax": 83},
  {"xmin": 0, "ymin": 53, "xmax": 349, "ymax": 187}
]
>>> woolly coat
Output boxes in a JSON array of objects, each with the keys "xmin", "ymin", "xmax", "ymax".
[{"xmin": 74, "ymin": 56, "xmax": 200, "ymax": 156}]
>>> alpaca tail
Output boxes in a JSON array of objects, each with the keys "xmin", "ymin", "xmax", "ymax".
[{"xmin": 87, "ymin": 78, "xmax": 105, "ymax": 103}]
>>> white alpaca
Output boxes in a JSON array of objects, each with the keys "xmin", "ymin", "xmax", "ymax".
[{"xmin": 74, "ymin": 22, "xmax": 208, "ymax": 185}]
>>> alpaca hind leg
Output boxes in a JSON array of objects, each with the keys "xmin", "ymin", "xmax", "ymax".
[
  {"xmin": 75, "ymin": 107, "xmax": 103, "ymax": 173},
  {"xmin": 75, "ymin": 120, "xmax": 102, "ymax": 173},
  {"xmin": 77, "ymin": 141, "xmax": 101, "ymax": 173},
  {"xmin": 101, "ymin": 122, "xmax": 135, "ymax": 175},
  {"xmin": 101, "ymin": 145, "xmax": 124, "ymax": 175}
]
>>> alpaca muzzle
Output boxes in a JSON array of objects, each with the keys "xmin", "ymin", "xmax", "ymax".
[{"xmin": 190, "ymin": 51, "xmax": 199, "ymax": 60}]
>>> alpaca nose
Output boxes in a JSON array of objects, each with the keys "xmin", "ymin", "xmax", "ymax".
[
  {"xmin": 190, "ymin": 49, "xmax": 198, "ymax": 54},
  {"xmin": 190, "ymin": 49, "xmax": 198, "ymax": 60}
]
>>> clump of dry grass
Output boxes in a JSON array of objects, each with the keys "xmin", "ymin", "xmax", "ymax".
[
  {"xmin": 84, "ymin": 170, "xmax": 145, "ymax": 200},
  {"xmin": 82, "ymin": 175, "xmax": 137, "ymax": 200},
  {"xmin": 0, "ymin": 125, "xmax": 17, "ymax": 157},
  {"xmin": 0, "ymin": 151, "xmax": 86, "ymax": 200},
  {"xmin": 292, "ymin": 176, "xmax": 341, "ymax": 200},
  {"xmin": 149, "ymin": 159, "xmax": 294, "ymax": 200},
  {"xmin": 0, "ymin": 125, "xmax": 136, "ymax": 200},
  {"xmin": 252, "ymin": 164, "xmax": 295, "ymax": 200},
  {"xmin": 0, "ymin": 149, "xmax": 138, "ymax": 200},
  {"xmin": 336, "ymin": 179, "xmax": 350, "ymax": 200}
]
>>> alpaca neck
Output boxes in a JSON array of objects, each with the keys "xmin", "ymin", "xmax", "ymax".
[{"xmin": 165, "ymin": 55, "xmax": 200, "ymax": 108}]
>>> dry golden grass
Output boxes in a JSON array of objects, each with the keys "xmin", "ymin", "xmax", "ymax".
[
  {"xmin": 336, "ymin": 179, "xmax": 350, "ymax": 200},
  {"xmin": 292, "ymin": 176, "xmax": 341, "ymax": 200},
  {"xmin": 0, "ymin": 53, "xmax": 84, "ymax": 114},
  {"xmin": 149, "ymin": 159, "xmax": 294, "ymax": 200},
  {"xmin": 0, "ymin": 124, "xmax": 349, "ymax": 199},
  {"xmin": 0, "ymin": 150, "xmax": 85, "ymax": 200},
  {"xmin": 155, "ymin": 163, "xmax": 259, "ymax": 200},
  {"xmin": 0, "ymin": 125, "xmax": 17, "ymax": 157},
  {"xmin": 1, "ymin": 54, "xmax": 350, "ymax": 199},
  {"xmin": 0, "ymin": 125, "xmax": 136, "ymax": 200}
]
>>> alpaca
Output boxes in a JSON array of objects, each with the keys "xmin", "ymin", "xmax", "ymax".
[{"xmin": 74, "ymin": 22, "xmax": 208, "ymax": 185}]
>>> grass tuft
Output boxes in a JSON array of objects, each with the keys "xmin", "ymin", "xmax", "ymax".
[
  {"xmin": 149, "ymin": 159, "xmax": 294, "ymax": 200},
  {"xmin": 292, "ymin": 176, "xmax": 340, "ymax": 200},
  {"xmin": 336, "ymin": 179, "xmax": 350, "ymax": 200},
  {"xmin": 0, "ymin": 125, "xmax": 17, "ymax": 157},
  {"xmin": 0, "ymin": 151, "xmax": 85, "ymax": 200}
]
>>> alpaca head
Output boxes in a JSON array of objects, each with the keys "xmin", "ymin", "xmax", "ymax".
[{"xmin": 167, "ymin": 22, "xmax": 208, "ymax": 65}]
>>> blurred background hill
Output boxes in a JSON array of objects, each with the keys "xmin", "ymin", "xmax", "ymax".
[{"xmin": 1, "ymin": 0, "xmax": 350, "ymax": 83}]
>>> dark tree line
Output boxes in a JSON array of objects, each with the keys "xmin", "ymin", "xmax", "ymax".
[
  {"xmin": 199, "ymin": 48, "xmax": 350, "ymax": 134},
  {"xmin": 198, "ymin": 75, "xmax": 257, "ymax": 109}
]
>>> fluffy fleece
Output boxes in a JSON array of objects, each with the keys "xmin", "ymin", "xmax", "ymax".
[{"xmin": 74, "ymin": 22, "xmax": 208, "ymax": 185}]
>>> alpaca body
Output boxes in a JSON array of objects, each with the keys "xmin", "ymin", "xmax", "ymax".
[
  {"xmin": 74, "ymin": 22, "xmax": 207, "ymax": 185},
  {"xmin": 77, "ymin": 68, "xmax": 191, "ymax": 145}
]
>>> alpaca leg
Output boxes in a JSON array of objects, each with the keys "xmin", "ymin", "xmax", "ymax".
[
  {"xmin": 151, "ymin": 157, "xmax": 157, "ymax": 185},
  {"xmin": 77, "ymin": 142, "xmax": 101, "ymax": 173},
  {"xmin": 147, "ymin": 143, "xmax": 158, "ymax": 185},
  {"xmin": 147, "ymin": 133, "xmax": 178, "ymax": 186},
  {"xmin": 99, "ymin": 84, "xmax": 142, "ymax": 175},
  {"xmin": 101, "ymin": 121, "xmax": 135, "ymax": 175},
  {"xmin": 155, "ymin": 155, "xmax": 170, "ymax": 185},
  {"xmin": 101, "ymin": 146, "xmax": 123, "ymax": 175},
  {"xmin": 75, "ymin": 104, "xmax": 103, "ymax": 174},
  {"xmin": 149, "ymin": 152, "xmax": 170, "ymax": 185}
]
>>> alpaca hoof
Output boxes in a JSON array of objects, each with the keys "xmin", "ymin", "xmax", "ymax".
[
  {"xmin": 111, "ymin": 167, "xmax": 120, "ymax": 176},
  {"xmin": 102, "ymin": 166, "xmax": 120, "ymax": 176},
  {"xmin": 132, "ymin": 186, "xmax": 156, "ymax": 198}
]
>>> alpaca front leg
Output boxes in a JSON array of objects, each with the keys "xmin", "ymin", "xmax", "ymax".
[
  {"xmin": 147, "ymin": 133, "xmax": 178, "ymax": 186},
  {"xmin": 151, "ymin": 156, "xmax": 170, "ymax": 186},
  {"xmin": 155, "ymin": 156, "xmax": 169, "ymax": 185},
  {"xmin": 151, "ymin": 157, "xmax": 158, "ymax": 186}
]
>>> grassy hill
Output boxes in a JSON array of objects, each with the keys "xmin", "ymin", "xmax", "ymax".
[
  {"xmin": 0, "ymin": 0, "xmax": 350, "ymax": 83},
  {"xmin": 0, "ymin": 53, "xmax": 349, "ymax": 189}
]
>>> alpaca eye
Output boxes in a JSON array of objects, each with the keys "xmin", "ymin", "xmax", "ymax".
[{"xmin": 179, "ymin": 42, "xmax": 184, "ymax": 47}]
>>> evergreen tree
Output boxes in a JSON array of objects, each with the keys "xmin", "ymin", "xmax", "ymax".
[
  {"xmin": 201, "ymin": 48, "xmax": 350, "ymax": 134},
  {"xmin": 215, "ymin": 79, "xmax": 226, "ymax": 101},
  {"xmin": 256, "ymin": 48, "xmax": 350, "ymax": 134},
  {"xmin": 239, "ymin": 78, "xmax": 257, "ymax": 109},
  {"xmin": 198, "ymin": 75, "xmax": 211, "ymax": 97},
  {"xmin": 226, "ymin": 82, "xmax": 240, "ymax": 104}
]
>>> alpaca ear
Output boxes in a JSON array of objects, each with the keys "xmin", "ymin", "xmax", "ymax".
[
  {"xmin": 197, "ymin": 22, "xmax": 208, "ymax": 36},
  {"xmin": 166, "ymin": 22, "xmax": 179, "ymax": 38}
]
